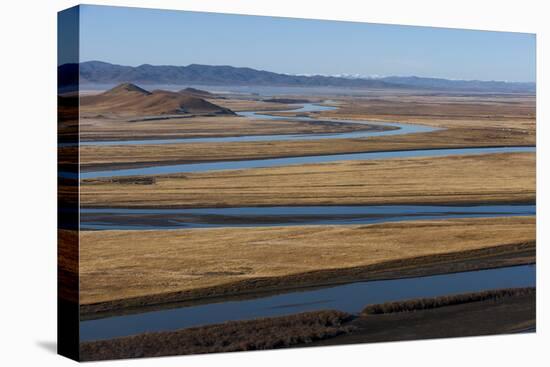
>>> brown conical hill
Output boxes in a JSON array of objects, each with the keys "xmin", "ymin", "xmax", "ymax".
[
  {"xmin": 102, "ymin": 83, "xmax": 152, "ymax": 96},
  {"xmin": 80, "ymin": 83, "xmax": 234, "ymax": 116}
]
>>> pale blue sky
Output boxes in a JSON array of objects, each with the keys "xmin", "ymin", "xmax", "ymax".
[{"xmin": 79, "ymin": 5, "xmax": 536, "ymax": 82}]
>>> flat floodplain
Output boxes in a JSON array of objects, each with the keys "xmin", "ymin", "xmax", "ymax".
[
  {"xmin": 78, "ymin": 216, "xmax": 535, "ymax": 310},
  {"xmin": 57, "ymin": 6, "xmax": 537, "ymax": 361},
  {"xmin": 77, "ymin": 93, "xmax": 535, "ymax": 170},
  {"xmin": 80, "ymin": 152, "xmax": 535, "ymax": 208},
  {"xmin": 74, "ymin": 90, "xmax": 536, "ymax": 359}
]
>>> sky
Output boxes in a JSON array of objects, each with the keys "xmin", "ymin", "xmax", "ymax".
[{"xmin": 78, "ymin": 5, "xmax": 536, "ymax": 82}]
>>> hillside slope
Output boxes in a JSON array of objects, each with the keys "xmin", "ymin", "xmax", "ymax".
[{"xmin": 80, "ymin": 83, "xmax": 235, "ymax": 116}]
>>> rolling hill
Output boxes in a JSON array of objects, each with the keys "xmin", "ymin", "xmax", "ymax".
[{"xmin": 80, "ymin": 83, "xmax": 235, "ymax": 116}]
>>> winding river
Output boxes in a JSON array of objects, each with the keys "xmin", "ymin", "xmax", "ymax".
[
  {"xmin": 78, "ymin": 103, "xmax": 534, "ymax": 178},
  {"xmin": 78, "ymin": 102, "xmax": 536, "ymax": 341},
  {"xmin": 82, "ymin": 146, "xmax": 534, "ymax": 178},
  {"xmin": 78, "ymin": 103, "xmax": 435, "ymax": 146}
]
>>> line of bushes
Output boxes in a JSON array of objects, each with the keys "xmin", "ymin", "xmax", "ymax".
[
  {"xmin": 362, "ymin": 287, "xmax": 535, "ymax": 315},
  {"xmin": 80, "ymin": 310, "xmax": 354, "ymax": 361}
]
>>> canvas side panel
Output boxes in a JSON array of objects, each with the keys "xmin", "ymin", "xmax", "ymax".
[{"xmin": 57, "ymin": 5, "xmax": 80, "ymax": 361}]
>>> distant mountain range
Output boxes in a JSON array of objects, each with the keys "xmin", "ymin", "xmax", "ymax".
[{"xmin": 59, "ymin": 61, "xmax": 535, "ymax": 93}]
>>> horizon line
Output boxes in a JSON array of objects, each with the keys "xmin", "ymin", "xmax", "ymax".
[{"xmin": 70, "ymin": 59, "xmax": 536, "ymax": 84}]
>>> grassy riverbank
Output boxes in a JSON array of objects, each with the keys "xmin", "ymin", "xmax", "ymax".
[
  {"xmin": 78, "ymin": 93, "xmax": 534, "ymax": 170},
  {"xmin": 78, "ymin": 112, "xmax": 381, "ymax": 143},
  {"xmin": 78, "ymin": 127, "xmax": 532, "ymax": 171},
  {"xmin": 78, "ymin": 216, "xmax": 535, "ymax": 314},
  {"xmin": 317, "ymin": 93, "xmax": 535, "ymax": 128},
  {"xmin": 80, "ymin": 152, "xmax": 535, "ymax": 208}
]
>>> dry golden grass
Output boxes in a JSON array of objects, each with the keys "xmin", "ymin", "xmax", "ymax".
[
  {"xmin": 59, "ymin": 230, "xmax": 79, "ymax": 303},
  {"xmin": 77, "ymin": 115, "xmax": 375, "ymax": 143},
  {"xmin": 317, "ymin": 94, "xmax": 535, "ymax": 128},
  {"xmin": 77, "ymin": 94, "xmax": 535, "ymax": 169},
  {"xmin": 79, "ymin": 216, "xmax": 535, "ymax": 306},
  {"xmin": 80, "ymin": 152, "xmax": 535, "ymax": 208},
  {"xmin": 78, "ymin": 125, "xmax": 532, "ymax": 170}
]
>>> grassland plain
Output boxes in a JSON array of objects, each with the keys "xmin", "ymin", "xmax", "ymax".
[
  {"xmin": 75, "ymin": 89, "xmax": 537, "ymax": 359},
  {"xmin": 58, "ymin": 230, "xmax": 79, "ymax": 303},
  {"xmin": 78, "ymin": 216, "xmax": 535, "ymax": 312},
  {"xmin": 77, "ymin": 97, "xmax": 326, "ymax": 141},
  {"xmin": 313, "ymin": 94, "xmax": 535, "ymax": 126},
  {"xmin": 78, "ymin": 126, "xmax": 530, "ymax": 171},
  {"xmin": 79, "ymin": 288, "xmax": 535, "ymax": 360},
  {"xmin": 80, "ymin": 152, "xmax": 535, "ymax": 208},
  {"xmin": 78, "ymin": 93, "xmax": 535, "ymax": 170},
  {"xmin": 77, "ymin": 114, "xmax": 380, "ymax": 143}
]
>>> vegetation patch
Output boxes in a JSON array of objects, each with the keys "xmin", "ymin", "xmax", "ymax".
[
  {"xmin": 362, "ymin": 287, "xmax": 535, "ymax": 315},
  {"xmin": 108, "ymin": 177, "xmax": 156, "ymax": 185},
  {"xmin": 80, "ymin": 310, "xmax": 353, "ymax": 360}
]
